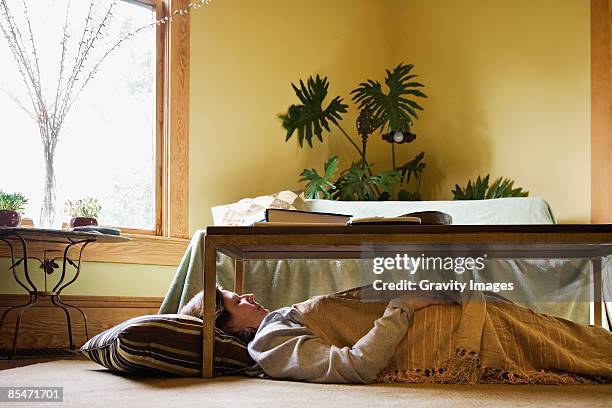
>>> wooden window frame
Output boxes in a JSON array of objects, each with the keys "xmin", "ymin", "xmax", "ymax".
[
  {"xmin": 105, "ymin": 0, "xmax": 191, "ymax": 263},
  {"xmin": 591, "ymin": 0, "xmax": 612, "ymax": 223},
  {"xmin": 0, "ymin": 0, "xmax": 191, "ymax": 266},
  {"xmin": 119, "ymin": 0, "xmax": 190, "ymax": 241}
]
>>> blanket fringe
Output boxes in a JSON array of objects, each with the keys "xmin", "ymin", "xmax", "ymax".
[
  {"xmin": 377, "ymin": 348, "xmax": 611, "ymax": 385},
  {"xmin": 479, "ymin": 368, "xmax": 607, "ymax": 385},
  {"xmin": 378, "ymin": 348, "xmax": 481, "ymax": 385}
]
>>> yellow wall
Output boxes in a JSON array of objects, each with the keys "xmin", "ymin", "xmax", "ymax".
[
  {"xmin": 190, "ymin": 0, "xmax": 591, "ymax": 227},
  {"xmin": 0, "ymin": 258, "xmax": 176, "ymax": 296},
  {"xmin": 389, "ymin": 0, "xmax": 590, "ymax": 223},
  {"xmin": 189, "ymin": 0, "xmax": 398, "ymax": 232},
  {"xmin": 0, "ymin": 0, "xmax": 592, "ymax": 296}
]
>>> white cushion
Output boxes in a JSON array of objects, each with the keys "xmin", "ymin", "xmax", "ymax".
[
  {"xmin": 211, "ymin": 190, "xmax": 305, "ymax": 226},
  {"xmin": 303, "ymin": 197, "xmax": 555, "ymax": 225}
]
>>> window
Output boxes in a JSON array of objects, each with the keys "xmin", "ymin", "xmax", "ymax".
[{"xmin": 0, "ymin": 0, "xmax": 189, "ymax": 239}]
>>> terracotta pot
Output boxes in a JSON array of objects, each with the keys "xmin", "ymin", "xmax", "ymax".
[
  {"xmin": 70, "ymin": 217, "xmax": 98, "ymax": 228},
  {"xmin": 0, "ymin": 210, "xmax": 22, "ymax": 228}
]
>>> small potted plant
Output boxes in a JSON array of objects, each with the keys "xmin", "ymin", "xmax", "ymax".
[
  {"xmin": 0, "ymin": 191, "xmax": 28, "ymax": 227},
  {"xmin": 65, "ymin": 197, "xmax": 102, "ymax": 228}
]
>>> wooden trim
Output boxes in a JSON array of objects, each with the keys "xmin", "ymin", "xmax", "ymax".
[
  {"xmin": 76, "ymin": 234, "xmax": 188, "ymax": 266},
  {"xmin": 132, "ymin": 0, "xmax": 157, "ymax": 6},
  {"xmin": 591, "ymin": 0, "xmax": 612, "ymax": 223},
  {"xmin": 105, "ymin": 0, "xmax": 191, "ymax": 241},
  {"xmin": 127, "ymin": 0, "xmax": 191, "ymax": 239},
  {"xmin": 0, "ymin": 234, "xmax": 189, "ymax": 266},
  {"xmin": 118, "ymin": 227, "xmax": 156, "ymax": 236},
  {"xmin": 0, "ymin": 294, "xmax": 163, "ymax": 350},
  {"xmin": 165, "ymin": 0, "xmax": 190, "ymax": 239},
  {"xmin": 156, "ymin": 0, "xmax": 166, "ymax": 237}
]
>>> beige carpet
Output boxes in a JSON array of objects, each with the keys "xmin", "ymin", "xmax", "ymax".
[{"xmin": 1, "ymin": 360, "xmax": 611, "ymax": 408}]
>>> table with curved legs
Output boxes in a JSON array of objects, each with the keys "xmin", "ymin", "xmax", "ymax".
[{"xmin": 0, "ymin": 228, "xmax": 128, "ymax": 359}]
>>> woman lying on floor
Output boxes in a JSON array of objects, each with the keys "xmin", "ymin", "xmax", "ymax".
[{"xmin": 180, "ymin": 286, "xmax": 612, "ymax": 384}]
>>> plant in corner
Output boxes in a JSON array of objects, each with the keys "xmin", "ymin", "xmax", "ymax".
[
  {"xmin": 280, "ymin": 63, "xmax": 428, "ymax": 201},
  {"xmin": 65, "ymin": 197, "xmax": 102, "ymax": 228},
  {"xmin": 452, "ymin": 175, "xmax": 529, "ymax": 200},
  {"xmin": 0, "ymin": 191, "xmax": 28, "ymax": 227}
]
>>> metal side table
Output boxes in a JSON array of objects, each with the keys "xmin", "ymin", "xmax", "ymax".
[{"xmin": 0, "ymin": 227, "xmax": 129, "ymax": 358}]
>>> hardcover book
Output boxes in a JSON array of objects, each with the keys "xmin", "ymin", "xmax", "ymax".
[{"xmin": 263, "ymin": 209, "xmax": 352, "ymax": 224}]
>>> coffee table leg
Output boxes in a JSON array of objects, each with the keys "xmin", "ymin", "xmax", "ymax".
[
  {"xmin": 202, "ymin": 236, "xmax": 216, "ymax": 379},
  {"xmin": 593, "ymin": 257, "xmax": 602, "ymax": 327},
  {"xmin": 234, "ymin": 259, "xmax": 244, "ymax": 294}
]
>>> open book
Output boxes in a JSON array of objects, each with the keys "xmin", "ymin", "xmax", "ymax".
[
  {"xmin": 347, "ymin": 216, "xmax": 421, "ymax": 225},
  {"xmin": 252, "ymin": 209, "xmax": 451, "ymax": 226}
]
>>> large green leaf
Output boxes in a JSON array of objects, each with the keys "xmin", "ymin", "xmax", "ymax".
[
  {"xmin": 351, "ymin": 63, "xmax": 427, "ymax": 133},
  {"xmin": 299, "ymin": 155, "xmax": 339, "ymax": 199},
  {"xmin": 398, "ymin": 190, "xmax": 422, "ymax": 201},
  {"xmin": 395, "ymin": 152, "xmax": 426, "ymax": 201},
  {"xmin": 397, "ymin": 152, "xmax": 426, "ymax": 184},
  {"xmin": 279, "ymin": 76, "xmax": 348, "ymax": 148},
  {"xmin": 333, "ymin": 161, "xmax": 398, "ymax": 201},
  {"xmin": 486, "ymin": 177, "xmax": 529, "ymax": 199}
]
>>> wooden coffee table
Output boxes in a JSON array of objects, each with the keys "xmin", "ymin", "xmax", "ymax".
[{"xmin": 200, "ymin": 224, "xmax": 612, "ymax": 378}]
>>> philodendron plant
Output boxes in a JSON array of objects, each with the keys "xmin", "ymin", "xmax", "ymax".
[{"xmin": 280, "ymin": 63, "xmax": 428, "ymax": 201}]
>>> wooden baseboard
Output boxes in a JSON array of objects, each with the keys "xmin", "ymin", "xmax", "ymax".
[{"xmin": 0, "ymin": 294, "xmax": 164, "ymax": 350}]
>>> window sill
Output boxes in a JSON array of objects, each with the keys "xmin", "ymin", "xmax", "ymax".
[
  {"xmin": 0, "ymin": 233, "xmax": 190, "ymax": 267},
  {"xmin": 83, "ymin": 233, "xmax": 189, "ymax": 266}
]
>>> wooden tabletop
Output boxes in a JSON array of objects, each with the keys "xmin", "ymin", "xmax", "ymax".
[
  {"xmin": 204, "ymin": 224, "xmax": 612, "ymax": 259},
  {"xmin": 206, "ymin": 224, "xmax": 612, "ymax": 235}
]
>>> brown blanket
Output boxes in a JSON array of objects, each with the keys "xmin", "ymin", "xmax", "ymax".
[{"xmin": 293, "ymin": 288, "xmax": 612, "ymax": 384}]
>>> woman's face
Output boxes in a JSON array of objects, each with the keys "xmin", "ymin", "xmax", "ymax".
[{"xmin": 221, "ymin": 289, "xmax": 270, "ymax": 331}]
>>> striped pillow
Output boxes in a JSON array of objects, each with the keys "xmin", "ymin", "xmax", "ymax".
[{"xmin": 80, "ymin": 314, "xmax": 254, "ymax": 377}]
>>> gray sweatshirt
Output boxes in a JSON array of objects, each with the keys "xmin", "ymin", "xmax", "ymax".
[{"xmin": 247, "ymin": 301, "xmax": 413, "ymax": 383}]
